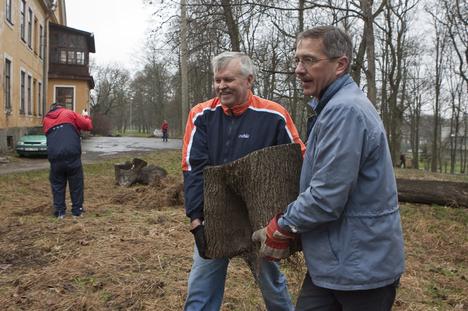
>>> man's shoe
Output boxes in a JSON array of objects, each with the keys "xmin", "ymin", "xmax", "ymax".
[{"xmin": 57, "ymin": 214, "xmax": 65, "ymax": 220}]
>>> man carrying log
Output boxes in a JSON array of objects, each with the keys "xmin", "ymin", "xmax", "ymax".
[
  {"xmin": 253, "ymin": 26, "xmax": 405, "ymax": 310},
  {"xmin": 182, "ymin": 51, "xmax": 305, "ymax": 311}
]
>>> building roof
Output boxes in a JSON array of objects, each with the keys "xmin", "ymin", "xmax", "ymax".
[{"xmin": 49, "ymin": 23, "xmax": 96, "ymax": 53}]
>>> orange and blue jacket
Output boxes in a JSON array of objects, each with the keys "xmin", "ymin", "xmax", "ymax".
[{"xmin": 182, "ymin": 91, "xmax": 305, "ymax": 221}]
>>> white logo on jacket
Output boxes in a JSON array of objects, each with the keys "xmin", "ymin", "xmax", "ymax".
[{"xmin": 238, "ymin": 133, "xmax": 250, "ymax": 139}]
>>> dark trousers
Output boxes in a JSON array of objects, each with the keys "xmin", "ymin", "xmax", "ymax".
[
  {"xmin": 49, "ymin": 157, "xmax": 84, "ymax": 216},
  {"xmin": 296, "ymin": 272, "xmax": 398, "ymax": 311},
  {"xmin": 162, "ymin": 130, "xmax": 168, "ymax": 142}
]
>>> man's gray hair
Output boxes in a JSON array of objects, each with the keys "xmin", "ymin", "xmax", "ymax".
[
  {"xmin": 212, "ymin": 52, "xmax": 256, "ymax": 79},
  {"xmin": 297, "ymin": 26, "xmax": 353, "ymax": 73}
]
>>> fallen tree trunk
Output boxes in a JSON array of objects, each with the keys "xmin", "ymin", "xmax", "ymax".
[
  {"xmin": 397, "ymin": 178, "xmax": 468, "ymax": 208},
  {"xmin": 203, "ymin": 144, "xmax": 303, "ymax": 261}
]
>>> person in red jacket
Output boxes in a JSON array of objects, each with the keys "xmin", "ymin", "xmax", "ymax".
[
  {"xmin": 42, "ymin": 102, "xmax": 93, "ymax": 219},
  {"xmin": 161, "ymin": 120, "xmax": 169, "ymax": 142}
]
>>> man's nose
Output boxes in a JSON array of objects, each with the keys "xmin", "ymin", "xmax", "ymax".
[
  {"xmin": 219, "ymin": 81, "xmax": 227, "ymax": 89},
  {"xmin": 295, "ymin": 62, "xmax": 305, "ymax": 75}
]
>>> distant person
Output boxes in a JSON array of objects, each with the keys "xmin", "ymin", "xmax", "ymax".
[
  {"xmin": 399, "ymin": 154, "xmax": 406, "ymax": 168},
  {"xmin": 253, "ymin": 26, "xmax": 405, "ymax": 310},
  {"xmin": 182, "ymin": 51, "xmax": 305, "ymax": 310},
  {"xmin": 43, "ymin": 102, "xmax": 93, "ymax": 219},
  {"xmin": 161, "ymin": 120, "xmax": 169, "ymax": 142}
]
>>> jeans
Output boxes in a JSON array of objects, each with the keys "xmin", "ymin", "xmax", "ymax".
[
  {"xmin": 49, "ymin": 157, "xmax": 84, "ymax": 217},
  {"xmin": 184, "ymin": 246, "xmax": 293, "ymax": 311},
  {"xmin": 295, "ymin": 272, "xmax": 398, "ymax": 311}
]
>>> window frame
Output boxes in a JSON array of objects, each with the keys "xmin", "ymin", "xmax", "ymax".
[
  {"xmin": 27, "ymin": 73, "xmax": 32, "ymax": 115},
  {"xmin": 27, "ymin": 8, "xmax": 33, "ymax": 48},
  {"xmin": 20, "ymin": 0, "xmax": 26, "ymax": 41},
  {"xmin": 38, "ymin": 81, "xmax": 43, "ymax": 116},
  {"xmin": 5, "ymin": 0, "xmax": 13, "ymax": 24},
  {"xmin": 39, "ymin": 24, "xmax": 44, "ymax": 59},
  {"xmin": 4, "ymin": 56, "xmax": 13, "ymax": 113},
  {"xmin": 20, "ymin": 69, "xmax": 26, "ymax": 114},
  {"xmin": 54, "ymin": 85, "xmax": 76, "ymax": 111}
]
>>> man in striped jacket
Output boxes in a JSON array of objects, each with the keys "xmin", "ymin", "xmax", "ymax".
[{"xmin": 182, "ymin": 52, "xmax": 305, "ymax": 311}]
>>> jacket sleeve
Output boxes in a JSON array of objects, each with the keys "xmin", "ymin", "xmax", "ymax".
[
  {"xmin": 276, "ymin": 108, "xmax": 306, "ymax": 155},
  {"xmin": 279, "ymin": 104, "xmax": 366, "ymax": 232},
  {"xmin": 74, "ymin": 112, "xmax": 93, "ymax": 131},
  {"xmin": 182, "ymin": 108, "xmax": 209, "ymax": 221}
]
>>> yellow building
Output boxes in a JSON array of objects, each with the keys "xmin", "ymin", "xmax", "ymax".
[{"xmin": 0, "ymin": 0, "xmax": 94, "ymax": 153}]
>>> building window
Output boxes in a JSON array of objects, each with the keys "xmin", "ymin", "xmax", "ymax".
[
  {"xmin": 27, "ymin": 75, "xmax": 32, "ymax": 115},
  {"xmin": 20, "ymin": 71, "xmax": 25, "ymax": 114},
  {"xmin": 4, "ymin": 59, "xmax": 12, "ymax": 113},
  {"xmin": 38, "ymin": 82, "xmax": 43, "ymax": 116},
  {"xmin": 20, "ymin": 0, "xmax": 26, "ymax": 41},
  {"xmin": 28, "ymin": 8, "xmax": 33, "ymax": 48},
  {"xmin": 55, "ymin": 86, "xmax": 75, "ymax": 111},
  {"xmin": 76, "ymin": 52, "xmax": 85, "ymax": 65},
  {"xmin": 39, "ymin": 25, "xmax": 44, "ymax": 59},
  {"xmin": 57, "ymin": 49, "xmax": 87, "ymax": 65},
  {"xmin": 33, "ymin": 79, "xmax": 37, "ymax": 115},
  {"xmin": 34, "ymin": 17, "xmax": 38, "ymax": 54},
  {"xmin": 5, "ymin": 0, "xmax": 12, "ymax": 24},
  {"xmin": 60, "ymin": 50, "xmax": 67, "ymax": 63}
]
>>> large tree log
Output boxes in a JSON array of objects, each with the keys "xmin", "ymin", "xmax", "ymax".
[
  {"xmin": 397, "ymin": 178, "xmax": 468, "ymax": 208},
  {"xmin": 203, "ymin": 144, "xmax": 303, "ymax": 260}
]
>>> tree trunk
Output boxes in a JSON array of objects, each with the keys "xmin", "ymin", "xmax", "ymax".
[
  {"xmin": 397, "ymin": 178, "xmax": 468, "ymax": 208},
  {"xmin": 203, "ymin": 144, "xmax": 303, "ymax": 260}
]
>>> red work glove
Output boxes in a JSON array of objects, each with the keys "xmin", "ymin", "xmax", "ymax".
[{"xmin": 252, "ymin": 214, "xmax": 296, "ymax": 261}]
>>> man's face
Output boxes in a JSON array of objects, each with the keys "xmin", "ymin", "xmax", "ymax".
[
  {"xmin": 295, "ymin": 38, "xmax": 342, "ymax": 98},
  {"xmin": 214, "ymin": 59, "xmax": 253, "ymax": 107}
]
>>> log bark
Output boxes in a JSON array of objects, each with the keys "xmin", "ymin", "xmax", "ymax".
[
  {"xmin": 114, "ymin": 158, "xmax": 167, "ymax": 187},
  {"xmin": 203, "ymin": 144, "xmax": 303, "ymax": 259},
  {"xmin": 397, "ymin": 178, "xmax": 468, "ymax": 208}
]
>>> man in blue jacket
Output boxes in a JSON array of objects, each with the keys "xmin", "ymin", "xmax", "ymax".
[
  {"xmin": 43, "ymin": 102, "xmax": 93, "ymax": 219},
  {"xmin": 253, "ymin": 26, "xmax": 405, "ymax": 310},
  {"xmin": 182, "ymin": 51, "xmax": 305, "ymax": 311}
]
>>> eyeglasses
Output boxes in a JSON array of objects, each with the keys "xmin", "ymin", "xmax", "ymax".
[{"xmin": 294, "ymin": 56, "xmax": 338, "ymax": 67}]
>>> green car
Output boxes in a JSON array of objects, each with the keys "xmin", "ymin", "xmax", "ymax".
[{"xmin": 16, "ymin": 134, "xmax": 48, "ymax": 157}]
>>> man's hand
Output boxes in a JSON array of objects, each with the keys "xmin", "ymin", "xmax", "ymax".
[
  {"xmin": 190, "ymin": 224, "xmax": 210, "ymax": 259},
  {"xmin": 252, "ymin": 214, "xmax": 296, "ymax": 261}
]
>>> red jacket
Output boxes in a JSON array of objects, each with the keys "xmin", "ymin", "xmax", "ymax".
[
  {"xmin": 43, "ymin": 107, "xmax": 92, "ymax": 134},
  {"xmin": 161, "ymin": 121, "xmax": 169, "ymax": 131},
  {"xmin": 43, "ymin": 106, "xmax": 92, "ymax": 160}
]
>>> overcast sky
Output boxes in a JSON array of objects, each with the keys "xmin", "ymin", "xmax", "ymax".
[{"xmin": 66, "ymin": 0, "xmax": 154, "ymax": 69}]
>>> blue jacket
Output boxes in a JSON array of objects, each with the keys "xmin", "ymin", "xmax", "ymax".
[
  {"xmin": 182, "ymin": 91, "xmax": 305, "ymax": 221},
  {"xmin": 279, "ymin": 75, "xmax": 405, "ymax": 290}
]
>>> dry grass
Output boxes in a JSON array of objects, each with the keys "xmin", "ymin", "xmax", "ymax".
[{"xmin": 0, "ymin": 150, "xmax": 466, "ymax": 310}]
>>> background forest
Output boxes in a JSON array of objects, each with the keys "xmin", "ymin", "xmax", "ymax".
[{"xmin": 90, "ymin": 0, "xmax": 467, "ymax": 174}]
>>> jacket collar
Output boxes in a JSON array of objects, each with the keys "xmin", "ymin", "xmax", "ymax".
[
  {"xmin": 307, "ymin": 74, "xmax": 352, "ymax": 112},
  {"xmin": 220, "ymin": 90, "xmax": 253, "ymax": 116}
]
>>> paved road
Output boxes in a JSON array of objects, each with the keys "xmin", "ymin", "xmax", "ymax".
[{"xmin": 0, "ymin": 137, "xmax": 182, "ymax": 175}]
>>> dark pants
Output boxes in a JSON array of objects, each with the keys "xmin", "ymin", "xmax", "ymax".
[
  {"xmin": 49, "ymin": 157, "xmax": 84, "ymax": 217},
  {"xmin": 162, "ymin": 130, "xmax": 168, "ymax": 142},
  {"xmin": 296, "ymin": 272, "xmax": 398, "ymax": 311}
]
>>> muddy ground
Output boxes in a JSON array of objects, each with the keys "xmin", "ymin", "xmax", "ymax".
[{"xmin": 0, "ymin": 150, "xmax": 466, "ymax": 310}]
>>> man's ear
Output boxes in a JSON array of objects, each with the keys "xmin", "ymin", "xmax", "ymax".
[
  {"xmin": 336, "ymin": 56, "xmax": 349, "ymax": 76},
  {"xmin": 246, "ymin": 74, "xmax": 254, "ymax": 87}
]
